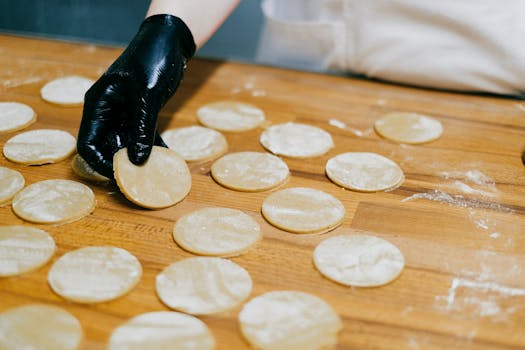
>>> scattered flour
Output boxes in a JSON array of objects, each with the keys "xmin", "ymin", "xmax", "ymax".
[{"xmin": 328, "ymin": 118, "xmax": 373, "ymax": 137}]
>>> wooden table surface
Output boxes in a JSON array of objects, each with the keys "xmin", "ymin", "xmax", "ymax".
[{"xmin": 1, "ymin": 34, "xmax": 525, "ymax": 350}]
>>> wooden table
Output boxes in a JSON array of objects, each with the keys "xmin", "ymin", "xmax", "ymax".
[{"xmin": 1, "ymin": 34, "xmax": 524, "ymax": 350}]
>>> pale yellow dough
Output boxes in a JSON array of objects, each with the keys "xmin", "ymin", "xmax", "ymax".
[
  {"xmin": 161, "ymin": 125, "xmax": 228, "ymax": 162},
  {"xmin": 0, "ymin": 102, "xmax": 36, "ymax": 133},
  {"xmin": 239, "ymin": 291, "xmax": 342, "ymax": 350},
  {"xmin": 197, "ymin": 101, "xmax": 265, "ymax": 132},
  {"xmin": 374, "ymin": 112, "xmax": 443, "ymax": 144},
  {"xmin": 0, "ymin": 167, "xmax": 24, "ymax": 206},
  {"xmin": 173, "ymin": 207, "xmax": 261, "ymax": 256},
  {"xmin": 108, "ymin": 311, "xmax": 215, "ymax": 350},
  {"xmin": 71, "ymin": 154, "xmax": 109, "ymax": 182},
  {"xmin": 12, "ymin": 179, "xmax": 95, "ymax": 224},
  {"xmin": 211, "ymin": 151, "xmax": 289, "ymax": 192},
  {"xmin": 0, "ymin": 304, "xmax": 83, "ymax": 350},
  {"xmin": 261, "ymin": 187, "xmax": 345, "ymax": 234},
  {"xmin": 156, "ymin": 257, "xmax": 252, "ymax": 315},
  {"xmin": 3, "ymin": 129, "xmax": 76, "ymax": 165},
  {"xmin": 325, "ymin": 152, "xmax": 404, "ymax": 192},
  {"xmin": 114, "ymin": 146, "xmax": 191, "ymax": 209},
  {"xmin": 48, "ymin": 246, "xmax": 142, "ymax": 303},
  {"xmin": 313, "ymin": 234, "xmax": 405, "ymax": 287},
  {"xmin": 40, "ymin": 75, "xmax": 94, "ymax": 106}
]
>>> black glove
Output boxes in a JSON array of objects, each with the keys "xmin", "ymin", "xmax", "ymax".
[{"xmin": 77, "ymin": 14, "xmax": 196, "ymax": 178}]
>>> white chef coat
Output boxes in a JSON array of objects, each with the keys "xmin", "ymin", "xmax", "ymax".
[{"xmin": 256, "ymin": 0, "xmax": 525, "ymax": 96}]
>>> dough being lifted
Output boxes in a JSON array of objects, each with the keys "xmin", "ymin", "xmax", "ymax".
[
  {"xmin": 197, "ymin": 101, "xmax": 265, "ymax": 132},
  {"xmin": 0, "ymin": 166, "xmax": 24, "ymax": 206},
  {"xmin": 0, "ymin": 102, "xmax": 36, "ymax": 133},
  {"xmin": 313, "ymin": 234, "xmax": 404, "ymax": 287},
  {"xmin": 114, "ymin": 146, "xmax": 191, "ymax": 209},
  {"xmin": 161, "ymin": 125, "xmax": 228, "ymax": 162},
  {"xmin": 173, "ymin": 207, "xmax": 261, "ymax": 257},
  {"xmin": 71, "ymin": 154, "xmax": 109, "ymax": 182},
  {"xmin": 374, "ymin": 112, "xmax": 443, "ymax": 144},
  {"xmin": 40, "ymin": 75, "xmax": 94, "ymax": 106},
  {"xmin": 3, "ymin": 129, "xmax": 76, "ymax": 165},
  {"xmin": 211, "ymin": 151, "xmax": 289, "ymax": 192},
  {"xmin": 109, "ymin": 311, "xmax": 215, "ymax": 350},
  {"xmin": 239, "ymin": 291, "xmax": 342, "ymax": 350}
]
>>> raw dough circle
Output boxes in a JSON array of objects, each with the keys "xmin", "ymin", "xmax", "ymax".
[
  {"xmin": 325, "ymin": 152, "xmax": 404, "ymax": 192},
  {"xmin": 260, "ymin": 122, "xmax": 334, "ymax": 158},
  {"xmin": 12, "ymin": 179, "xmax": 95, "ymax": 224},
  {"xmin": 0, "ymin": 304, "xmax": 83, "ymax": 350},
  {"xmin": 211, "ymin": 151, "xmax": 289, "ymax": 192},
  {"xmin": 71, "ymin": 154, "xmax": 109, "ymax": 182},
  {"xmin": 40, "ymin": 76, "xmax": 94, "ymax": 106},
  {"xmin": 173, "ymin": 207, "xmax": 261, "ymax": 256},
  {"xmin": 197, "ymin": 101, "xmax": 265, "ymax": 132},
  {"xmin": 108, "ymin": 311, "xmax": 215, "ymax": 350},
  {"xmin": 48, "ymin": 246, "xmax": 142, "ymax": 303},
  {"xmin": 114, "ymin": 146, "xmax": 191, "ymax": 209},
  {"xmin": 161, "ymin": 125, "xmax": 228, "ymax": 162},
  {"xmin": 156, "ymin": 257, "xmax": 252, "ymax": 315},
  {"xmin": 3, "ymin": 129, "xmax": 76, "ymax": 165},
  {"xmin": 313, "ymin": 234, "xmax": 405, "ymax": 287},
  {"xmin": 239, "ymin": 291, "xmax": 342, "ymax": 350},
  {"xmin": 261, "ymin": 187, "xmax": 345, "ymax": 234},
  {"xmin": 0, "ymin": 226, "xmax": 56, "ymax": 277},
  {"xmin": 374, "ymin": 112, "xmax": 443, "ymax": 144},
  {"xmin": 0, "ymin": 167, "xmax": 25, "ymax": 205},
  {"xmin": 0, "ymin": 102, "xmax": 36, "ymax": 133}
]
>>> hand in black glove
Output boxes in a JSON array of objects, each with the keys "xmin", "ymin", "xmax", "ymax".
[{"xmin": 77, "ymin": 14, "xmax": 196, "ymax": 178}]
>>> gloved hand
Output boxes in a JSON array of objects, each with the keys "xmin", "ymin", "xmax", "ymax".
[{"xmin": 77, "ymin": 14, "xmax": 196, "ymax": 178}]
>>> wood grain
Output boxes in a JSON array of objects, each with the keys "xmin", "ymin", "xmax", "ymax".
[{"xmin": 1, "ymin": 34, "xmax": 525, "ymax": 350}]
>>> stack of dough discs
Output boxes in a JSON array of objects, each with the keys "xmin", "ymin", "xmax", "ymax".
[
  {"xmin": 374, "ymin": 112, "xmax": 443, "ymax": 144},
  {"xmin": 325, "ymin": 152, "xmax": 404, "ymax": 192},
  {"xmin": 239, "ymin": 291, "xmax": 342, "ymax": 350},
  {"xmin": 173, "ymin": 207, "xmax": 261, "ymax": 256},
  {"xmin": 0, "ymin": 102, "xmax": 36, "ymax": 133},
  {"xmin": 0, "ymin": 226, "xmax": 56, "ymax": 277},
  {"xmin": 197, "ymin": 101, "xmax": 265, "ymax": 132},
  {"xmin": 211, "ymin": 151, "xmax": 289, "ymax": 191},
  {"xmin": 261, "ymin": 187, "xmax": 345, "ymax": 234},
  {"xmin": 71, "ymin": 154, "xmax": 109, "ymax": 182},
  {"xmin": 313, "ymin": 234, "xmax": 405, "ymax": 287},
  {"xmin": 0, "ymin": 167, "xmax": 25, "ymax": 205},
  {"xmin": 260, "ymin": 122, "xmax": 334, "ymax": 158},
  {"xmin": 12, "ymin": 179, "xmax": 95, "ymax": 224},
  {"xmin": 114, "ymin": 146, "xmax": 191, "ymax": 209},
  {"xmin": 48, "ymin": 246, "xmax": 142, "ymax": 303},
  {"xmin": 156, "ymin": 257, "xmax": 252, "ymax": 315},
  {"xmin": 161, "ymin": 125, "xmax": 228, "ymax": 162},
  {"xmin": 3, "ymin": 129, "xmax": 76, "ymax": 165},
  {"xmin": 40, "ymin": 75, "xmax": 94, "ymax": 106},
  {"xmin": 108, "ymin": 311, "xmax": 215, "ymax": 350},
  {"xmin": 0, "ymin": 304, "xmax": 83, "ymax": 350}
]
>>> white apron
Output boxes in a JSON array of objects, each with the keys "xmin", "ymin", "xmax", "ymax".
[{"xmin": 256, "ymin": 0, "xmax": 525, "ymax": 96}]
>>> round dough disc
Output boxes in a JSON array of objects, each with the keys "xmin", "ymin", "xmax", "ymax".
[
  {"xmin": 0, "ymin": 167, "xmax": 25, "ymax": 206},
  {"xmin": 313, "ymin": 234, "xmax": 405, "ymax": 287},
  {"xmin": 40, "ymin": 76, "xmax": 94, "ymax": 106},
  {"xmin": 374, "ymin": 112, "xmax": 443, "ymax": 144},
  {"xmin": 211, "ymin": 152, "xmax": 289, "ymax": 192},
  {"xmin": 173, "ymin": 207, "xmax": 261, "ymax": 256},
  {"xmin": 48, "ymin": 246, "xmax": 142, "ymax": 303},
  {"xmin": 3, "ymin": 129, "xmax": 76, "ymax": 165},
  {"xmin": 0, "ymin": 304, "xmax": 83, "ymax": 350},
  {"xmin": 260, "ymin": 122, "xmax": 334, "ymax": 158},
  {"xmin": 109, "ymin": 311, "xmax": 215, "ymax": 350},
  {"xmin": 0, "ymin": 102, "xmax": 36, "ymax": 133},
  {"xmin": 0, "ymin": 226, "xmax": 56, "ymax": 277},
  {"xmin": 114, "ymin": 146, "xmax": 191, "ymax": 209},
  {"xmin": 71, "ymin": 154, "xmax": 109, "ymax": 182},
  {"xmin": 12, "ymin": 179, "xmax": 95, "ymax": 224},
  {"xmin": 261, "ymin": 187, "xmax": 345, "ymax": 234},
  {"xmin": 156, "ymin": 257, "xmax": 252, "ymax": 315},
  {"xmin": 325, "ymin": 152, "xmax": 404, "ymax": 192},
  {"xmin": 197, "ymin": 101, "xmax": 265, "ymax": 132},
  {"xmin": 239, "ymin": 291, "xmax": 342, "ymax": 350},
  {"xmin": 161, "ymin": 125, "xmax": 228, "ymax": 162}
]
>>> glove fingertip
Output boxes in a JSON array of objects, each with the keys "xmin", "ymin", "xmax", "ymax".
[{"xmin": 128, "ymin": 143, "xmax": 152, "ymax": 165}]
